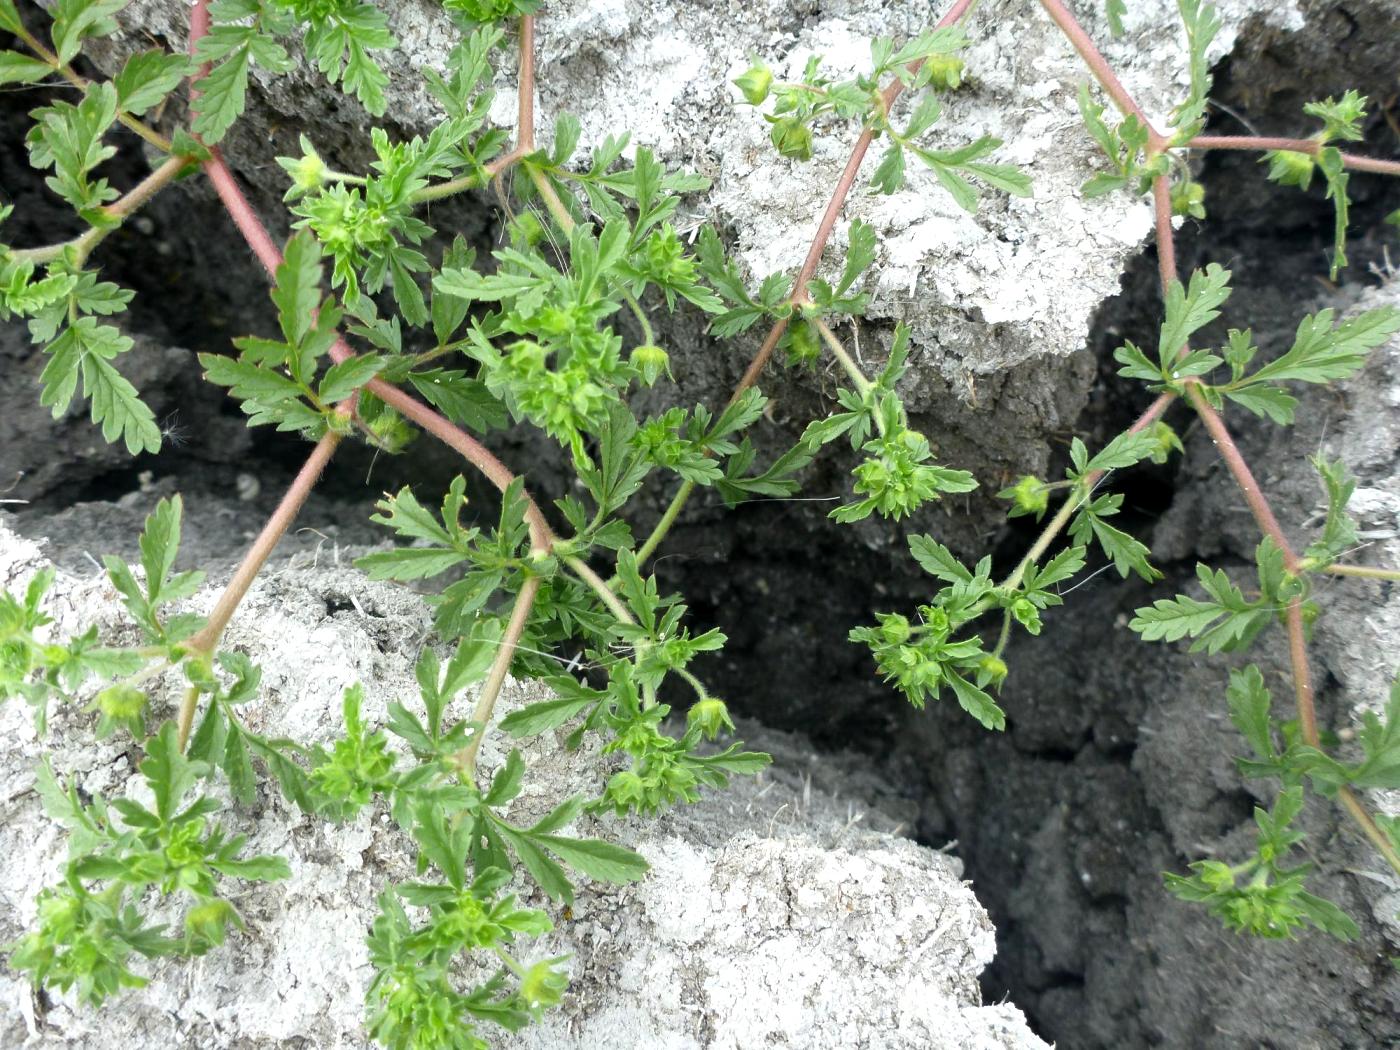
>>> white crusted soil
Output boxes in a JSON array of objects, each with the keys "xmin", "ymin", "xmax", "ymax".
[
  {"xmin": 83, "ymin": 0, "xmax": 1300, "ymax": 473},
  {"xmin": 0, "ymin": 519, "xmax": 1047, "ymax": 1049}
]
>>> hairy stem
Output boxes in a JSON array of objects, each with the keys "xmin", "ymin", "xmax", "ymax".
[
  {"xmin": 516, "ymin": 16, "xmax": 536, "ymax": 151},
  {"xmin": 639, "ymin": 0, "xmax": 979, "ymax": 565},
  {"xmin": 176, "ymin": 425, "xmax": 344, "ymax": 751},
  {"xmin": 189, "ymin": 7, "xmax": 558, "ymax": 554},
  {"xmin": 1322, "ymin": 563, "xmax": 1400, "ymax": 581},
  {"xmin": 186, "ymin": 427, "xmax": 345, "ymax": 658},
  {"xmin": 1035, "ymin": 0, "xmax": 1157, "ymax": 137},
  {"xmin": 455, "ymin": 574, "xmax": 542, "ymax": 775},
  {"xmin": 635, "ymin": 479, "xmax": 696, "ymax": 568},
  {"xmin": 1000, "ymin": 391, "xmax": 1175, "ymax": 592},
  {"xmin": 814, "ymin": 317, "xmax": 875, "ymax": 398},
  {"xmin": 564, "ymin": 555, "xmax": 636, "ymax": 626},
  {"xmin": 1146, "ymin": 169, "xmax": 1400, "ymax": 876},
  {"xmin": 9, "ymin": 155, "xmax": 186, "ymax": 264},
  {"xmin": 1186, "ymin": 385, "xmax": 1297, "ymax": 570},
  {"xmin": 1186, "ymin": 136, "xmax": 1400, "ymax": 176}
]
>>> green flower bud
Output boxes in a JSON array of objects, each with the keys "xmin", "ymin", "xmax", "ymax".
[
  {"xmin": 631, "ymin": 344, "xmax": 672, "ymax": 386},
  {"xmin": 734, "ymin": 62, "xmax": 774, "ymax": 106},
  {"xmin": 1171, "ymin": 178, "xmax": 1206, "ymax": 219},
  {"xmin": 978, "ymin": 655, "xmax": 1009, "ymax": 686},
  {"xmin": 278, "ymin": 135, "xmax": 328, "ymax": 197},
  {"xmin": 185, "ymin": 899, "xmax": 240, "ymax": 951},
  {"xmin": 1011, "ymin": 597, "xmax": 1042, "ymax": 634},
  {"xmin": 1265, "ymin": 148, "xmax": 1315, "ymax": 190},
  {"xmin": 1147, "ymin": 420, "xmax": 1183, "ymax": 464},
  {"xmin": 785, "ymin": 320, "xmax": 820, "ymax": 365},
  {"xmin": 365, "ymin": 406, "xmax": 416, "ymax": 453},
  {"xmin": 96, "ymin": 684, "xmax": 145, "ymax": 721},
  {"xmin": 1001, "ymin": 475, "xmax": 1048, "ymax": 519},
  {"xmin": 520, "ymin": 958, "xmax": 569, "ymax": 1011},
  {"xmin": 878, "ymin": 612, "xmax": 912, "ymax": 645},
  {"xmin": 769, "ymin": 117, "xmax": 813, "ymax": 161},
  {"xmin": 507, "ymin": 340, "xmax": 548, "ymax": 374},
  {"xmin": 513, "ymin": 210, "xmax": 546, "ymax": 247},
  {"xmin": 687, "ymin": 697, "xmax": 735, "ymax": 741},
  {"xmin": 923, "ymin": 54, "xmax": 965, "ymax": 91}
]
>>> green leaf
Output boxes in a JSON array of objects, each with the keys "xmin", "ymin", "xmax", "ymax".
[
  {"xmin": 870, "ymin": 144, "xmax": 906, "ymax": 195},
  {"xmin": 483, "ymin": 749, "xmax": 525, "ymax": 806},
  {"xmin": 1244, "ymin": 306, "xmax": 1399, "ymax": 388},
  {"xmin": 945, "ymin": 671, "xmax": 1005, "ymax": 731},
  {"xmin": 40, "ymin": 319, "xmax": 161, "ymax": 455},
  {"xmin": 1224, "ymin": 385, "xmax": 1297, "ymax": 425},
  {"xmin": 51, "ymin": 0, "xmax": 126, "ymax": 66},
  {"xmin": 0, "ymin": 1, "xmax": 23, "ymax": 34},
  {"xmin": 319, "ymin": 355, "xmax": 384, "ymax": 404},
  {"xmin": 272, "ymin": 231, "xmax": 324, "ymax": 347},
  {"xmin": 1170, "ymin": 0, "xmax": 1221, "ymax": 140},
  {"xmin": 908, "ymin": 535, "xmax": 973, "ymax": 584},
  {"xmin": 191, "ymin": 43, "xmax": 252, "ymax": 144},
  {"xmin": 407, "ymin": 370, "xmax": 507, "ymax": 433},
  {"xmin": 531, "ymin": 833, "xmax": 649, "ymax": 885},
  {"xmin": 1304, "ymin": 456, "xmax": 1358, "ymax": 565},
  {"xmin": 1129, "ymin": 564, "xmax": 1270, "ymax": 653},
  {"xmin": 140, "ymin": 722, "xmax": 209, "ymax": 823},
  {"xmin": 1226, "ymin": 665, "xmax": 1275, "ymax": 759},
  {"xmin": 1158, "ymin": 264, "xmax": 1231, "ymax": 367},
  {"xmin": 412, "ymin": 797, "xmax": 471, "ymax": 890},
  {"xmin": 1106, "ymin": 0, "xmax": 1128, "ymax": 36},
  {"xmin": 0, "ymin": 51, "xmax": 55, "ymax": 86},
  {"xmin": 113, "ymin": 51, "xmax": 191, "ymax": 116},
  {"xmin": 211, "ymin": 852, "xmax": 292, "ymax": 881}
]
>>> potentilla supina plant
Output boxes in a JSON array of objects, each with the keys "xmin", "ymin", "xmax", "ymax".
[{"xmin": 1, "ymin": 0, "xmax": 1400, "ymax": 1044}]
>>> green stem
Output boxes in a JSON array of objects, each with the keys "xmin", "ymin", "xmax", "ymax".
[
  {"xmin": 626, "ymin": 293, "xmax": 656, "ymax": 346},
  {"xmin": 999, "ymin": 391, "xmax": 1176, "ymax": 593},
  {"xmin": 455, "ymin": 574, "xmax": 543, "ymax": 776},
  {"xmin": 11, "ymin": 23, "xmax": 173, "ymax": 153},
  {"xmin": 990, "ymin": 608, "xmax": 1014, "ymax": 661},
  {"xmin": 9, "ymin": 155, "xmax": 187, "ymax": 265},
  {"xmin": 813, "ymin": 317, "xmax": 875, "ymax": 398},
  {"xmin": 674, "ymin": 666, "xmax": 709, "ymax": 701},
  {"xmin": 185, "ymin": 425, "xmax": 346, "ymax": 659},
  {"xmin": 563, "ymin": 555, "xmax": 635, "ymax": 626},
  {"xmin": 635, "ymin": 479, "xmax": 696, "ymax": 569},
  {"xmin": 1321, "ymin": 563, "xmax": 1400, "ymax": 581},
  {"xmin": 1001, "ymin": 486, "xmax": 1083, "ymax": 592}
]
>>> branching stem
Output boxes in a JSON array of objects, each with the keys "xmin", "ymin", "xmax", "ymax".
[
  {"xmin": 10, "ymin": 22, "xmax": 172, "ymax": 152},
  {"xmin": 9, "ymin": 155, "xmax": 186, "ymax": 265},
  {"xmin": 1034, "ymin": 0, "xmax": 1157, "ymax": 138},
  {"xmin": 813, "ymin": 317, "xmax": 875, "ymax": 399},
  {"xmin": 1000, "ymin": 392, "xmax": 1175, "ymax": 592}
]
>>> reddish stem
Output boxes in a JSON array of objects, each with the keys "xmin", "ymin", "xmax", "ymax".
[
  {"xmin": 1188, "ymin": 136, "xmax": 1400, "ymax": 176},
  {"xmin": 186, "ymin": 427, "xmax": 345, "ymax": 658},
  {"xmin": 517, "ymin": 17, "xmax": 536, "ymax": 150},
  {"xmin": 1189, "ymin": 135, "xmax": 1319, "ymax": 154},
  {"xmin": 455, "ymin": 574, "xmax": 543, "ymax": 774},
  {"xmin": 1035, "ymin": 0, "xmax": 1157, "ymax": 138},
  {"xmin": 732, "ymin": 0, "xmax": 977, "ymax": 402},
  {"xmin": 1340, "ymin": 152, "xmax": 1400, "ymax": 176},
  {"xmin": 1186, "ymin": 384, "xmax": 1298, "ymax": 571},
  {"xmin": 189, "ymin": 1, "xmax": 555, "ymax": 553},
  {"xmin": 1150, "ymin": 174, "xmax": 1180, "ymax": 302}
]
